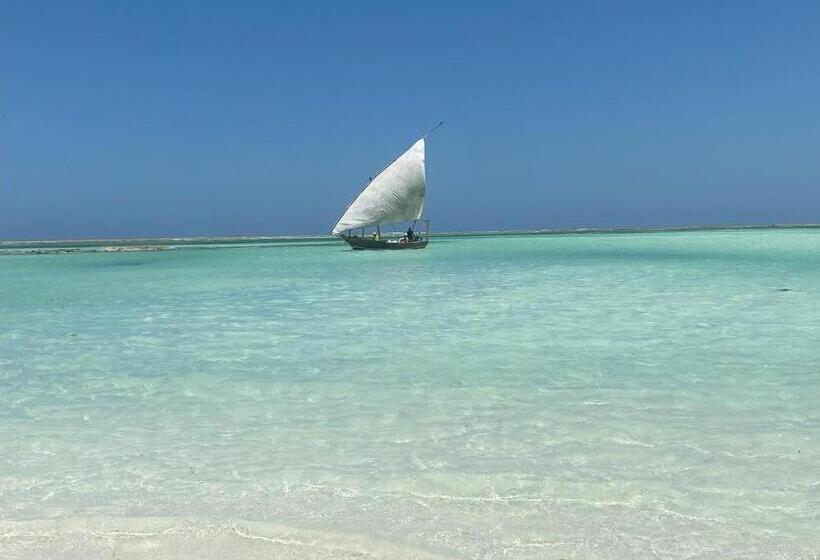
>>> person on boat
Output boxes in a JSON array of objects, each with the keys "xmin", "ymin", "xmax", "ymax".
[
  {"xmin": 372, "ymin": 231, "xmax": 381, "ymax": 241},
  {"xmin": 406, "ymin": 227, "xmax": 414, "ymax": 242}
]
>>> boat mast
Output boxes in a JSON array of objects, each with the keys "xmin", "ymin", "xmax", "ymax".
[{"xmin": 417, "ymin": 122, "xmax": 443, "ymax": 232}]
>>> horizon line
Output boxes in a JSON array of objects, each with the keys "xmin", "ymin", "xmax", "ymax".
[{"xmin": 2, "ymin": 222, "xmax": 819, "ymax": 247}]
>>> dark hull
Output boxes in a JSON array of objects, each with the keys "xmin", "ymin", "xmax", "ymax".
[{"xmin": 342, "ymin": 236, "xmax": 428, "ymax": 250}]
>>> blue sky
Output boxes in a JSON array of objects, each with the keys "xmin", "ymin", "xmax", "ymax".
[{"xmin": 2, "ymin": 1, "xmax": 819, "ymax": 239}]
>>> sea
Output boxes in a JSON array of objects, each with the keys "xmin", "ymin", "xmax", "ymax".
[{"xmin": 1, "ymin": 228, "xmax": 818, "ymax": 559}]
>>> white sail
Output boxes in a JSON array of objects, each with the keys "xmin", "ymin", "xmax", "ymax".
[{"xmin": 332, "ymin": 138, "xmax": 425, "ymax": 235}]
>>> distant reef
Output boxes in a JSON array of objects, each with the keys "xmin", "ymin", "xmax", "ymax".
[
  {"xmin": 98, "ymin": 245, "xmax": 169, "ymax": 252},
  {"xmin": 3, "ymin": 245, "xmax": 171, "ymax": 256}
]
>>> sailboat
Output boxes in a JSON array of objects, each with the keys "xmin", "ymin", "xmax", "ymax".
[{"xmin": 332, "ymin": 125, "xmax": 441, "ymax": 250}]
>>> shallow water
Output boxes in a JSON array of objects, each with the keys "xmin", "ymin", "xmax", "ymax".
[{"xmin": 1, "ymin": 230, "xmax": 819, "ymax": 559}]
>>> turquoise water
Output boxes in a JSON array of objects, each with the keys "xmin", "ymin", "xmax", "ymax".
[{"xmin": 1, "ymin": 230, "xmax": 818, "ymax": 559}]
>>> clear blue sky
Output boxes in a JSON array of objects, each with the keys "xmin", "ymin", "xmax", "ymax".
[{"xmin": 2, "ymin": 1, "xmax": 819, "ymax": 239}]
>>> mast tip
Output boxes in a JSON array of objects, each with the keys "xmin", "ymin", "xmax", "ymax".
[{"xmin": 424, "ymin": 121, "xmax": 445, "ymax": 138}]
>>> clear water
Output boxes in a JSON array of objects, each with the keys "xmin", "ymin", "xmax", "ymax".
[{"xmin": 1, "ymin": 230, "xmax": 818, "ymax": 559}]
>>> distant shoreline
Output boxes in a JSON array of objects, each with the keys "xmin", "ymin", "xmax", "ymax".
[{"xmin": 2, "ymin": 223, "xmax": 819, "ymax": 253}]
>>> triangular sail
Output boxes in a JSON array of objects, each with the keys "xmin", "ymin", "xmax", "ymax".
[{"xmin": 332, "ymin": 139, "xmax": 425, "ymax": 235}]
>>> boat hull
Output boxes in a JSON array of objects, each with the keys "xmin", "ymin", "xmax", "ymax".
[{"xmin": 342, "ymin": 236, "xmax": 428, "ymax": 250}]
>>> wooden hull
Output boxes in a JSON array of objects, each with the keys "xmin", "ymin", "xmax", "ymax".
[{"xmin": 342, "ymin": 236, "xmax": 428, "ymax": 250}]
